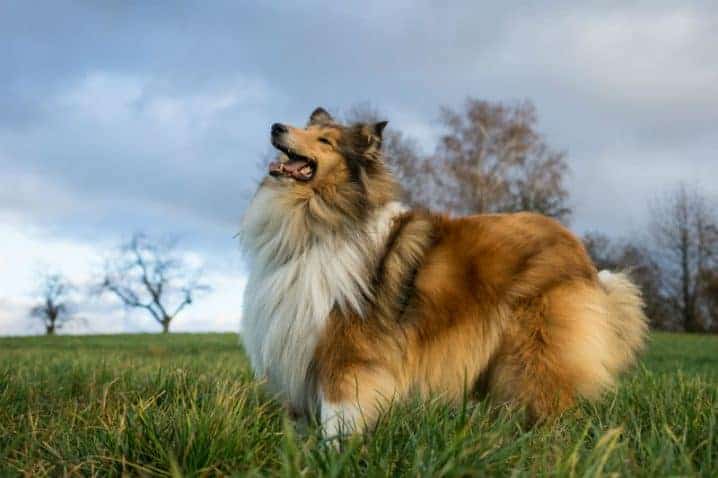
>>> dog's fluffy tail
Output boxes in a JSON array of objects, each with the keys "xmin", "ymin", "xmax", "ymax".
[
  {"xmin": 556, "ymin": 270, "xmax": 649, "ymax": 403},
  {"xmin": 596, "ymin": 270, "xmax": 649, "ymax": 378},
  {"xmin": 489, "ymin": 270, "xmax": 650, "ymax": 418}
]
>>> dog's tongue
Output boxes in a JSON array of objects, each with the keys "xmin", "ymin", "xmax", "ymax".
[{"xmin": 269, "ymin": 159, "xmax": 311, "ymax": 179}]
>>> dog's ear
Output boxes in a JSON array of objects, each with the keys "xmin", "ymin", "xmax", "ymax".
[
  {"xmin": 308, "ymin": 107, "xmax": 334, "ymax": 125},
  {"xmin": 359, "ymin": 121, "xmax": 389, "ymax": 151},
  {"xmin": 373, "ymin": 121, "xmax": 388, "ymax": 138}
]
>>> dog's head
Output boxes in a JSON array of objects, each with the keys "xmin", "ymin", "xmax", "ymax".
[
  {"xmin": 242, "ymin": 108, "xmax": 398, "ymax": 258},
  {"xmin": 265, "ymin": 108, "xmax": 395, "ymax": 214}
]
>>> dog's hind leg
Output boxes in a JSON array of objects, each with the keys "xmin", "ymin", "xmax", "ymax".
[{"xmin": 487, "ymin": 286, "xmax": 583, "ymax": 423}]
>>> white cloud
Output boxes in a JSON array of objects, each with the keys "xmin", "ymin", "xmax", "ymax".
[
  {"xmin": 0, "ymin": 168, "xmax": 80, "ymax": 224},
  {"xmin": 0, "ymin": 297, "xmax": 42, "ymax": 336},
  {"xmin": 0, "ymin": 219, "xmax": 102, "ymax": 297},
  {"xmin": 52, "ymin": 70, "xmax": 277, "ymax": 155},
  {"xmin": 171, "ymin": 272, "xmax": 246, "ymax": 333},
  {"xmin": 571, "ymin": 141, "xmax": 718, "ymax": 236},
  {"xmin": 572, "ymin": 8, "xmax": 716, "ymax": 103},
  {"xmin": 57, "ymin": 72, "xmax": 144, "ymax": 123},
  {"xmin": 496, "ymin": 5, "xmax": 718, "ymax": 109},
  {"xmin": 0, "ymin": 69, "xmax": 274, "ymax": 237}
]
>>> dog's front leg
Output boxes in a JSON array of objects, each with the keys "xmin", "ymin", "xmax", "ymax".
[
  {"xmin": 319, "ymin": 394, "xmax": 362, "ymax": 439},
  {"xmin": 318, "ymin": 367, "xmax": 399, "ymax": 440}
]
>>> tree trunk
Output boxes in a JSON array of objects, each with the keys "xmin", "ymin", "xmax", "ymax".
[
  {"xmin": 679, "ymin": 223, "xmax": 695, "ymax": 332},
  {"xmin": 161, "ymin": 320, "xmax": 170, "ymax": 334},
  {"xmin": 46, "ymin": 324, "xmax": 56, "ymax": 335},
  {"xmin": 684, "ymin": 302, "xmax": 704, "ymax": 333}
]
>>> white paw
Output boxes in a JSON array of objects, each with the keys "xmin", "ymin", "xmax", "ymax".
[{"xmin": 320, "ymin": 398, "xmax": 360, "ymax": 439}]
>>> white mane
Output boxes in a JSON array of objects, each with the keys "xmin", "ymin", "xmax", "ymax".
[{"xmin": 239, "ymin": 185, "xmax": 406, "ymax": 409}]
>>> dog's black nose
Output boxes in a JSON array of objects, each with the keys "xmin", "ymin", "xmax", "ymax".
[{"xmin": 271, "ymin": 123, "xmax": 287, "ymax": 136}]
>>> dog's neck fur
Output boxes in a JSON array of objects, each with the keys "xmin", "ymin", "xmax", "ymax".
[{"xmin": 240, "ymin": 184, "xmax": 407, "ymax": 409}]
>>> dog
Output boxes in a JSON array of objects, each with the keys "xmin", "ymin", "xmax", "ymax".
[{"xmin": 239, "ymin": 107, "xmax": 648, "ymax": 437}]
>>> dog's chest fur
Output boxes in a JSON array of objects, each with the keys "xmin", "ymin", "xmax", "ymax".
[{"xmin": 240, "ymin": 192, "xmax": 407, "ymax": 409}]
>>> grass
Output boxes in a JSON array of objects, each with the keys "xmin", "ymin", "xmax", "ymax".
[{"xmin": 0, "ymin": 332, "xmax": 716, "ymax": 477}]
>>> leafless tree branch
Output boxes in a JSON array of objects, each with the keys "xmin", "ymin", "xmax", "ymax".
[{"xmin": 98, "ymin": 233, "xmax": 211, "ymax": 333}]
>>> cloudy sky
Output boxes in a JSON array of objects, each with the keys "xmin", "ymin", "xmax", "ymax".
[{"xmin": 1, "ymin": 1, "xmax": 716, "ymax": 335}]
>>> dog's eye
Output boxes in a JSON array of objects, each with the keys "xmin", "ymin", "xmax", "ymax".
[{"xmin": 318, "ymin": 137, "xmax": 332, "ymax": 146}]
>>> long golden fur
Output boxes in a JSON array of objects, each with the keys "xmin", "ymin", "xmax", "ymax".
[{"xmin": 240, "ymin": 107, "xmax": 648, "ymax": 436}]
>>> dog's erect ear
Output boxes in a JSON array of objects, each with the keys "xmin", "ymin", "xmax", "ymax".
[
  {"xmin": 308, "ymin": 107, "xmax": 334, "ymax": 125},
  {"xmin": 361, "ymin": 121, "xmax": 389, "ymax": 142},
  {"xmin": 357, "ymin": 121, "xmax": 389, "ymax": 154},
  {"xmin": 373, "ymin": 121, "xmax": 388, "ymax": 138}
]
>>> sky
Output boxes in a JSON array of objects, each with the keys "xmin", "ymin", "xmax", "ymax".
[{"xmin": 1, "ymin": 1, "xmax": 717, "ymax": 335}]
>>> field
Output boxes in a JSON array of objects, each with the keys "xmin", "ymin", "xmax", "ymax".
[{"xmin": 1, "ymin": 333, "xmax": 716, "ymax": 477}]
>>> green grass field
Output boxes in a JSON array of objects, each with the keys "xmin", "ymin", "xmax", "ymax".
[{"xmin": 1, "ymin": 332, "xmax": 716, "ymax": 477}]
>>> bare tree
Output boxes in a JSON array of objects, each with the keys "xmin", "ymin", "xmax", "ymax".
[
  {"xmin": 583, "ymin": 232, "xmax": 671, "ymax": 329},
  {"xmin": 99, "ymin": 233, "xmax": 210, "ymax": 333},
  {"xmin": 30, "ymin": 273, "xmax": 75, "ymax": 335},
  {"xmin": 650, "ymin": 184, "xmax": 718, "ymax": 332},
  {"xmin": 431, "ymin": 98, "xmax": 571, "ymax": 221},
  {"xmin": 702, "ymin": 269, "xmax": 718, "ymax": 332},
  {"xmin": 344, "ymin": 100, "xmax": 570, "ymax": 219},
  {"xmin": 345, "ymin": 103, "xmax": 429, "ymax": 207},
  {"xmin": 582, "ymin": 232, "xmax": 616, "ymax": 271},
  {"xmin": 701, "ymin": 268, "xmax": 718, "ymax": 331}
]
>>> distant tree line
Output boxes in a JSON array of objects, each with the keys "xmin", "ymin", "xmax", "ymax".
[
  {"xmin": 584, "ymin": 186, "xmax": 718, "ymax": 332},
  {"xmin": 30, "ymin": 233, "xmax": 209, "ymax": 335},
  {"xmin": 30, "ymin": 97, "xmax": 717, "ymax": 334},
  {"xmin": 349, "ymin": 98, "xmax": 718, "ymax": 333}
]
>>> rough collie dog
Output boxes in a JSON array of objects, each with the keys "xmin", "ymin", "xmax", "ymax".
[{"xmin": 240, "ymin": 107, "xmax": 648, "ymax": 436}]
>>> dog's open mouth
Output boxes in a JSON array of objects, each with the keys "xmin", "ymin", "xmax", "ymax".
[{"xmin": 268, "ymin": 148, "xmax": 316, "ymax": 181}]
